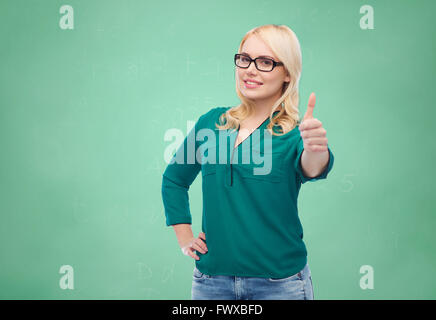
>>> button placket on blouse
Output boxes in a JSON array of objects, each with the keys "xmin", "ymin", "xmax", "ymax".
[{"xmin": 227, "ymin": 115, "xmax": 272, "ymax": 187}]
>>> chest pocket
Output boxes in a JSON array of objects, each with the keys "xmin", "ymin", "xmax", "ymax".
[
  {"xmin": 237, "ymin": 147, "xmax": 284, "ymax": 183},
  {"xmin": 201, "ymin": 163, "xmax": 217, "ymax": 177}
]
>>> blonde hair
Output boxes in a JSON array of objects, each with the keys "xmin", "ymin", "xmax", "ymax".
[{"xmin": 216, "ymin": 24, "xmax": 303, "ymax": 136}]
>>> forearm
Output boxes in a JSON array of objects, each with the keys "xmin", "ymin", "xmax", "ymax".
[
  {"xmin": 300, "ymin": 149, "xmax": 330, "ymax": 178},
  {"xmin": 172, "ymin": 223, "xmax": 194, "ymax": 248}
]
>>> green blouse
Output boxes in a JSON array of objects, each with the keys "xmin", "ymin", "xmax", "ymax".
[{"xmin": 161, "ymin": 106, "xmax": 334, "ymax": 278}]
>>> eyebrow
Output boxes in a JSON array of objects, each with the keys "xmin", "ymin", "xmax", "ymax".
[{"xmin": 240, "ymin": 52, "xmax": 275, "ymax": 59}]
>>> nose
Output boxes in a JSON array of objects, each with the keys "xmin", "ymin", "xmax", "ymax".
[{"xmin": 245, "ymin": 61, "xmax": 259, "ymax": 76}]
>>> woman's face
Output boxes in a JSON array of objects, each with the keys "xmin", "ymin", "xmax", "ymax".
[{"xmin": 236, "ymin": 35, "xmax": 290, "ymax": 104}]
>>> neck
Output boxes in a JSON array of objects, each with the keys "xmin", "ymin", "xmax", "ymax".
[
  {"xmin": 249, "ymin": 92, "xmax": 283, "ymax": 119},
  {"xmin": 250, "ymin": 102, "xmax": 282, "ymax": 121}
]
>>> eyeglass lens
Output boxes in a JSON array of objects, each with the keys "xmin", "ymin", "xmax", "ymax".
[{"xmin": 235, "ymin": 55, "xmax": 274, "ymax": 71}]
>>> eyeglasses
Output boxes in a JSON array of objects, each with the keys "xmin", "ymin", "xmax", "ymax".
[{"xmin": 234, "ymin": 53, "xmax": 284, "ymax": 72}]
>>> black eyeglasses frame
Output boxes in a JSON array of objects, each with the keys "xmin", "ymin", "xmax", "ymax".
[{"xmin": 234, "ymin": 53, "xmax": 284, "ymax": 72}]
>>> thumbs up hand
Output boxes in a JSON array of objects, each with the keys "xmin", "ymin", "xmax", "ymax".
[{"xmin": 299, "ymin": 92, "xmax": 328, "ymax": 153}]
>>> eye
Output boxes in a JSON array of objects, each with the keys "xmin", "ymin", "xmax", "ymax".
[{"xmin": 259, "ymin": 58, "xmax": 272, "ymax": 66}]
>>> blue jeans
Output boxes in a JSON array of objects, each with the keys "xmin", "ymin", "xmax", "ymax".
[{"xmin": 191, "ymin": 263, "xmax": 314, "ymax": 300}]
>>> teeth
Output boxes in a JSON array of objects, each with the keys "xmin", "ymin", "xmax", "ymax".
[{"xmin": 246, "ymin": 81, "xmax": 260, "ymax": 85}]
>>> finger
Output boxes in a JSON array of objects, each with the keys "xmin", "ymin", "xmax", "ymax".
[
  {"xmin": 305, "ymin": 137, "xmax": 328, "ymax": 146},
  {"xmin": 303, "ymin": 92, "xmax": 316, "ymax": 121},
  {"xmin": 300, "ymin": 118, "xmax": 322, "ymax": 132},
  {"xmin": 194, "ymin": 239, "xmax": 208, "ymax": 253},
  {"xmin": 300, "ymin": 126, "xmax": 326, "ymax": 139},
  {"xmin": 198, "ymin": 232, "xmax": 208, "ymax": 251},
  {"xmin": 192, "ymin": 242, "xmax": 207, "ymax": 254},
  {"xmin": 187, "ymin": 248, "xmax": 200, "ymax": 260},
  {"xmin": 306, "ymin": 145, "xmax": 328, "ymax": 153}
]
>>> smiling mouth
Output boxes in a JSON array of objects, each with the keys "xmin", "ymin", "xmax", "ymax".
[{"xmin": 244, "ymin": 80, "xmax": 263, "ymax": 88}]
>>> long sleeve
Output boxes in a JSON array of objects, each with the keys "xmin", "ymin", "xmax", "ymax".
[
  {"xmin": 294, "ymin": 135, "xmax": 334, "ymax": 184},
  {"xmin": 161, "ymin": 114, "xmax": 204, "ymax": 226}
]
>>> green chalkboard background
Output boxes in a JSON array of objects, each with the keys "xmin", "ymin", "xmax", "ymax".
[{"xmin": 0, "ymin": 0, "xmax": 435, "ymax": 299}]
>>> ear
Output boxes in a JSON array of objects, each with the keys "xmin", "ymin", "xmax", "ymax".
[{"xmin": 284, "ymin": 73, "xmax": 291, "ymax": 83}]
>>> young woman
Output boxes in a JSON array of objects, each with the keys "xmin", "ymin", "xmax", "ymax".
[{"xmin": 161, "ymin": 24, "xmax": 334, "ymax": 300}]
